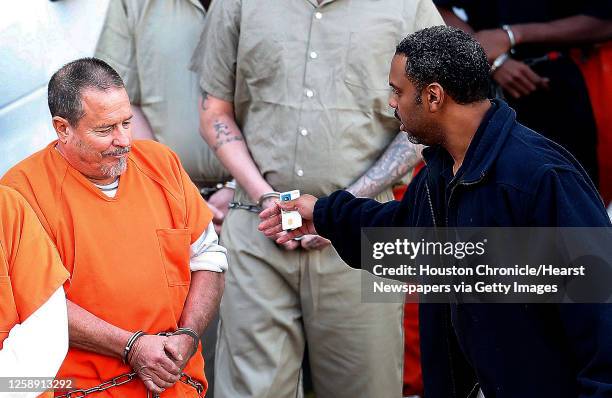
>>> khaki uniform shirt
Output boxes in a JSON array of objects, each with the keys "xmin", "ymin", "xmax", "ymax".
[
  {"xmin": 192, "ymin": 0, "xmax": 443, "ymax": 197},
  {"xmin": 96, "ymin": 0, "xmax": 230, "ymax": 185}
]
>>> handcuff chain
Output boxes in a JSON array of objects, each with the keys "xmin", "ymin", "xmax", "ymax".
[
  {"xmin": 56, "ymin": 372, "xmax": 204, "ymax": 398},
  {"xmin": 229, "ymin": 201, "xmax": 262, "ymax": 213},
  {"xmin": 57, "ymin": 330, "xmax": 205, "ymax": 398}
]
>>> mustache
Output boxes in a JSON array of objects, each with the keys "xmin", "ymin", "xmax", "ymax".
[{"xmin": 102, "ymin": 146, "xmax": 131, "ymax": 156}]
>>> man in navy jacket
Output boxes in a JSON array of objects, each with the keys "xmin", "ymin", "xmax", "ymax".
[{"xmin": 259, "ymin": 26, "xmax": 612, "ymax": 398}]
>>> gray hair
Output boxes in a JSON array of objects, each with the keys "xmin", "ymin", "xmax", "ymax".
[{"xmin": 47, "ymin": 57, "xmax": 125, "ymax": 126}]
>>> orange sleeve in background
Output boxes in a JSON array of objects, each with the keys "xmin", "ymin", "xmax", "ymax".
[{"xmin": 0, "ymin": 186, "xmax": 69, "ymax": 348}]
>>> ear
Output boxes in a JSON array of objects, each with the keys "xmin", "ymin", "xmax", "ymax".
[
  {"xmin": 52, "ymin": 116, "xmax": 71, "ymax": 143},
  {"xmin": 425, "ymin": 83, "xmax": 445, "ymax": 113}
]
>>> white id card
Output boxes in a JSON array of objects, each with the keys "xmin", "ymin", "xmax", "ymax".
[{"xmin": 280, "ymin": 190, "xmax": 302, "ymax": 230}]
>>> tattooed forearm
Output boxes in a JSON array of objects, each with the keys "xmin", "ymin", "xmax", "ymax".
[
  {"xmin": 211, "ymin": 119, "xmax": 244, "ymax": 151},
  {"xmin": 213, "ymin": 136, "xmax": 244, "ymax": 150},
  {"xmin": 346, "ymin": 133, "xmax": 421, "ymax": 198},
  {"xmin": 213, "ymin": 121, "xmax": 232, "ymax": 139}
]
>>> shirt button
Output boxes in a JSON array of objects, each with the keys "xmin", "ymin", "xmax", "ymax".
[
  {"xmin": 300, "ymin": 128, "xmax": 308, "ymax": 136},
  {"xmin": 315, "ymin": 12, "xmax": 323, "ymax": 19},
  {"xmin": 305, "ymin": 89, "xmax": 314, "ymax": 98},
  {"xmin": 296, "ymin": 169, "xmax": 304, "ymax": 177},
  {"xmin": 310, "ymin": 51, "xmax": 318, "ymax": 59}
]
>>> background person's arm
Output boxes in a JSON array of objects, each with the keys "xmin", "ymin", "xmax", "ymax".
[
  {"xmin": 194, "ymin": 0, "xmax": 300, "ymax": 248},
  {"xmin": 346, "ymin": 133, "xmax": 422, "ymax": 198},
  {"xmin": 345, "ymin": 0, "xmax": 443, "ymax": 199},
  {"xmin": 192, "ymin": 0, "xmax": 266, "ymax": 203},
  {"xmin": 513, "ymin": 15, "xmax": 612, "ymax": 43},
  {"xmin": 436, "ymin": 3, "xmax": 612, "ymax": 61},
  {"xmin": 199, "ymin": 94, "xmax": 271, "ymax": 204},
  {"xmin": 474, "ymin": 15, "xmax": 612, "ymax": 63},
  {"xmin": 199, "ymin": 94, "xmax": 300, "ymax": 250},
  {"xmin": 436, "ymin": 5, "xmax": 548, "ymax": 99}
]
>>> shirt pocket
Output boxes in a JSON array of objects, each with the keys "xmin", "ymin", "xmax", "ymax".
[
  {"xmin": 0, "ymin": 276, "xmax": 18, "ymax": 346},
  {"xmin": 156, "ymin": 229, "xmax": 191, "ymax": 287}
]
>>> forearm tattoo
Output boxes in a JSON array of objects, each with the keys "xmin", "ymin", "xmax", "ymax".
[
  {"xmin": 212, "ymin": 119, "xmax": 244, "ymax": 151},
  {"xmin": 347, "ymin": 133, "xmax": 420, "ymax": 198}
]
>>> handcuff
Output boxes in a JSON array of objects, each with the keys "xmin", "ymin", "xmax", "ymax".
[{"xmin": 229, "ymin": 191, "xmax": 304, "ymax": 241}]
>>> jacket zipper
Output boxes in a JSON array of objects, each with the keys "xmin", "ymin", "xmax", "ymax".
[
  {"xmin": 425, "ymin": 182, "xmax": 437, "ymax": 227},
  {"xmin": 446, "ymin": 172, "xmax": 486, "ymax": 226},
  {"xmin": 430, "ymin": 172, "xmax": 485, "ymax": 398}
]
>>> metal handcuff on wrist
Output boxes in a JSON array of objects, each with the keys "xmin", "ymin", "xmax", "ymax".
[
  {"xmin": 199, "ymin": 178, "xmax": 237, "ymax": 198},
  {"xmin": 228, "ymin": 191, "xmax": 304, "ymax": 240},
  {"xmin": 56, "ymin": 329, "xmax": 204, "ymax": 398},
  {"xmin": 229, "ymin": 191, "xmax": 280, "ymax": 213}
]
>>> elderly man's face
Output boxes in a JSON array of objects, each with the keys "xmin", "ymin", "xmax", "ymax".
[{"xmin": 59, "ymin": 87, "xmax": 133, "ymax": 184}]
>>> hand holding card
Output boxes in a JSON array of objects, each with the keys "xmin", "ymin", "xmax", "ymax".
[{"xmin": 280, "ymin": 190, "xmax": 303, "ymax": 230}]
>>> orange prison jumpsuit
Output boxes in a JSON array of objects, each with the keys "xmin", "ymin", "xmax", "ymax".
[{"xmin": 2, "ymin": 141, "xmax": 213, "ymax": 397}]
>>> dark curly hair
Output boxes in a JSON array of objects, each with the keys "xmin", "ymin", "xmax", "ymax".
[{"xmin": 396, "ymin": 26, "xmax": 490, "ymax": 104}]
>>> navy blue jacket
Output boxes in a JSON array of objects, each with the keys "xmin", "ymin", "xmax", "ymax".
[{"xmin": 314, "ymin": 100, "xmax": 612, "ymax": 397}]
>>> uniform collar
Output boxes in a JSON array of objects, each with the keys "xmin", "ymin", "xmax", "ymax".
[
  {"xmin": 306, "ymin": 0, "xmax": 337, "ymax": 7},
  {"xmin": 188, "ymin": 0, "xmax": 205, "ymax": 13}
]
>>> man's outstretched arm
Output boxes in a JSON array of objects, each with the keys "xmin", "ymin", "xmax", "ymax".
[{"xmin": 259, "ymin": 191, "xmax": 403, "ymax": 268}]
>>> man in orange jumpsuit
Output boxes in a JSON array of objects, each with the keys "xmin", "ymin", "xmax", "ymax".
[
  {"xmin": 1, "ymin": 58, "xmax": 227, "ymax": 397},
  {"xmin": 0, "ymin": 185, "xmax": 69, "ymax": 397}
]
